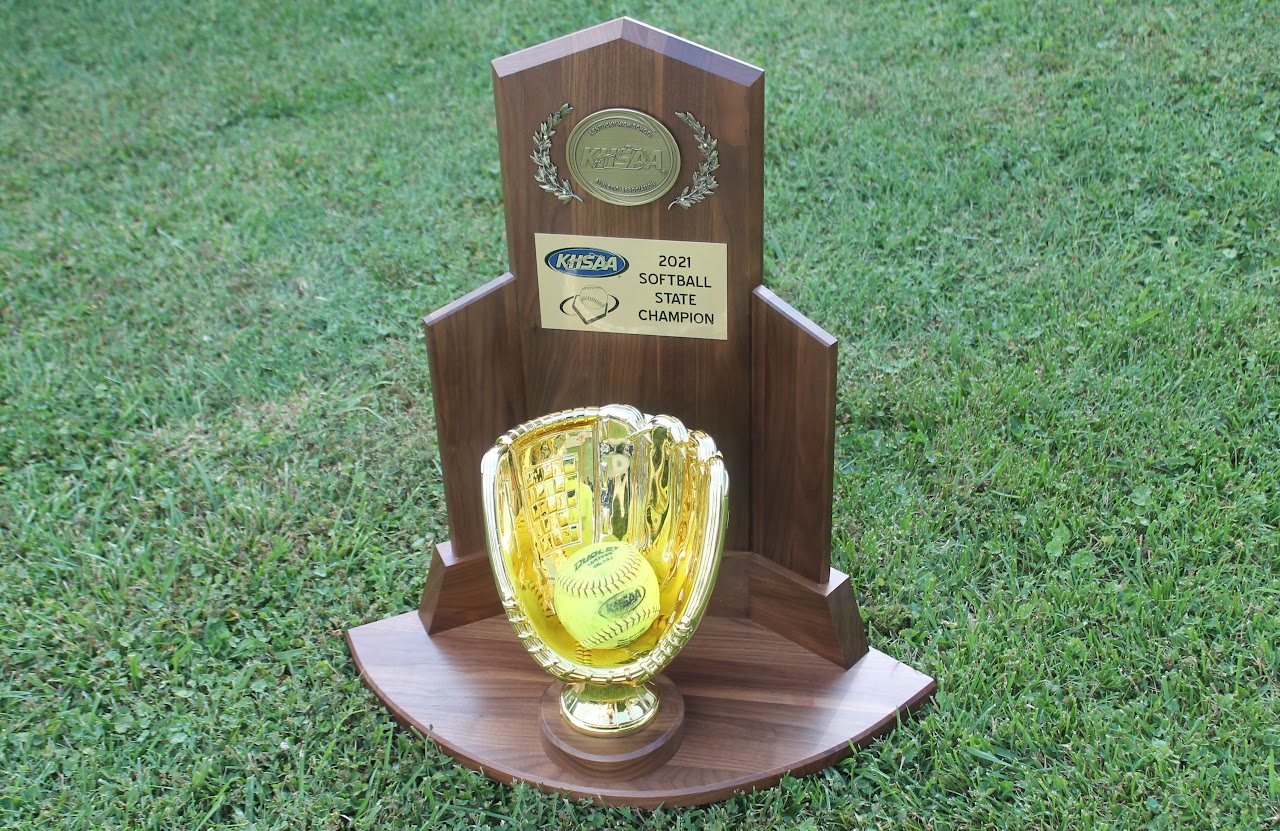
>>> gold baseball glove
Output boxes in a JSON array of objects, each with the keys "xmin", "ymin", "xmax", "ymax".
[{"xmin": 481, "ymin": 404, "xmax": 728, "ymax": 733}]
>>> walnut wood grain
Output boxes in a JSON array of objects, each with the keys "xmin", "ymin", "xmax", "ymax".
[
  {"xmin": 750, "ymin": 286, "xmax": 837, "ymax": 582},
  {"xmin": 425, "ymin": 273, "xmax": 528, "ymax": 559},
  {"xmin": 417, "ymin": 542, "xmax": 502, "ymax": 634},
  {"xmin": 492, "ymin": 17, "xmax": 763, "ymax": 551},
  {"xmin": 746, "ymin": 554, "xmax": 868, "ymax": 668},
  {"xmin": 708, "ymin": 551, "xmax": 866, "ymax": 667},
  {"xmin": 347, "ymin": 613, "xmax": 936, "ymax": 807},
  {"xmin": 704, "ymin": 550, "xmax": 751, "ymax": 618}
]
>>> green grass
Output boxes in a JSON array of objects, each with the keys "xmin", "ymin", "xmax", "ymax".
[{"xmin": 2, "ymin": 0, "xmax": 1278, "ymax": 828}]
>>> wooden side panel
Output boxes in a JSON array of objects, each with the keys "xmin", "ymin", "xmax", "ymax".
[
  {"xmin": 705, "ymin": 550, "xmax": 751, "ymax": 619},
  {"xmin": 750, "ymin": 286, "xmax": 837, "ymax": 582},
  {"xmin": 747, "ymin": 555, "xmax": 868, "ymax": 668},
  {"xmin": 425, "ymin": 273, "xmax": 527, "ymax": 560},
  {"xmin": 492, "ymin": 18, "xmax": 763, "ymax": 551},
  {"xmin": 417, "ymin": 542, "xmax": 503, "ymax": 634}
]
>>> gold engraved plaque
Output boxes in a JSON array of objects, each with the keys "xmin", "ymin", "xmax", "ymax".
[
  {"xmin": 535, "ymin": 232, "xmax": 728, "ymax": 341},
  {"xmin": 566, "ymin": 109, "xmax": 682, "ymax": 206}
]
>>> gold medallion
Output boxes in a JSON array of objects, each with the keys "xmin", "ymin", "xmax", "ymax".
[{"xmin": 566, "ymin": 109, "xmax": 682, "ymax": 207}]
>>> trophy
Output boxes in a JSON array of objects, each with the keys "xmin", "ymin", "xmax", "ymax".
[
  {"xmin": 346, "ymin": 18, "xmax": 936, "ymax": 807},
  {"xmin": 482, "ymin": 405, "xmax": 727, "ymax": 752}
]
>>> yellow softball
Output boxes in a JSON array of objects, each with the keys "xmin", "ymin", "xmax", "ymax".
[{"xmin": 553, "ymin": 540, "xmax": 660, "ymax": 650}]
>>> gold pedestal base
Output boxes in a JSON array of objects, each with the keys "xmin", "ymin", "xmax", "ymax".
[
  {"xmin": 541, "ymin": 676, "xmax": 685, "ymax": 779},
  {"xmin": 559, "ymin": 680, "xmax": 660, "ymax": 736}
]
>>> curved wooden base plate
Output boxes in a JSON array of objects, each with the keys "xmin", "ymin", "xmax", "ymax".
[
  {"xmin": 540, "ymin": 676, "xmax": 685, "ymax": 780},
  {"xmin": 347, "ymin": 613, "xmax": 935, "ymax": 807}
]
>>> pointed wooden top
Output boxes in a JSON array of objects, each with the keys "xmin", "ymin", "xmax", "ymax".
[{"xmin": 493, "ymin": 17, "xmax": 763, "ymax": 88}]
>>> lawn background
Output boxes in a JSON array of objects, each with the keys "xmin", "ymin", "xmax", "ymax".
[{"xmin": 2, "ymin": 1, "xmax": 1278, "ymax": 828}]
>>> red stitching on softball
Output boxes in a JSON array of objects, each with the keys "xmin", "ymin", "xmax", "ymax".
[
  {"xmin": 557, "ymin": 547, "xmax": 642, "ymax": 598},
  {"xmin": 579, "ymin": 606, "xmax": 658, "ymax": 649}
]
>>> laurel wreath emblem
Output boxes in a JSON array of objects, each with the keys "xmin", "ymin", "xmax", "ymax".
[
  {"xmin": 668, "ymin": 111, "xmax": 719, "ymax": 210},
  {"xmin": 531, "ymin": 103, "xmax": 583, "ymax": 204},
  {"xmin": 532, "ymin": 106, "xmax": 718, "ymax": 208}
]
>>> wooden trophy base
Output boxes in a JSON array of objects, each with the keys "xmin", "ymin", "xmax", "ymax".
[{"xmin": 346, "ymin": 610, "xmax": 935, "ymax": 807}]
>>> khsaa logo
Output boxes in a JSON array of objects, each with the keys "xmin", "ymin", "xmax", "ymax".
[{"xmin": 545, "ymin": 247, "xmax": 628, "ymax": 277}]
